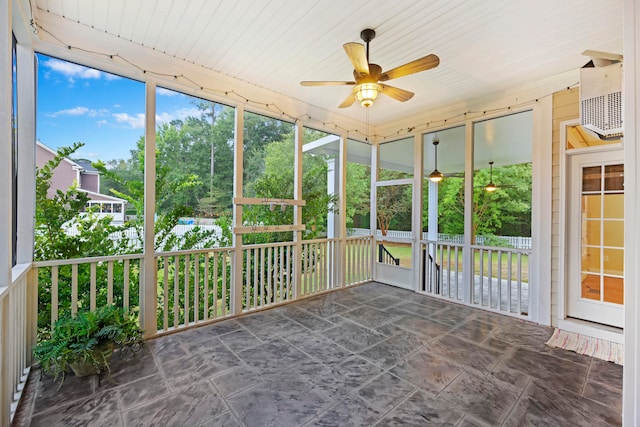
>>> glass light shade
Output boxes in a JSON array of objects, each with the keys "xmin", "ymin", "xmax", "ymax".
[
  {"xmin": 355, "ymin": 83, "xmax": 381, "ymax": 107},
  {"xmin": 429, "ymin": 169, "xmax": 443, "ymax": 182},
  {"xmin": 485, "ymin": 182, "xmax": 497, "ymax": 192}
]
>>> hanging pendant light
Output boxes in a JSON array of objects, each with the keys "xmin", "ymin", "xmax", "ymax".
[
  {"xmin": 429, "ymin": 137, "xmax": 443, "ymax": 182},
  {"xmin": 485, "ymin": 161, "xmax": 497, "ymax": 192}
]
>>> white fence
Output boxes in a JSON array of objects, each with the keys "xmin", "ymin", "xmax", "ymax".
[
  {"xmin": 64, "ymin": 223, "xmax": 223, "ymax": 251},
  {"xmin": 348, "ymin": 228, "xmax": 532, "ymax": 250}
]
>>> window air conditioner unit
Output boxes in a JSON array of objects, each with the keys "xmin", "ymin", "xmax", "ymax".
[{"xmin": 580, "ymin": 50, "xmax": 623, "ymax": 139}]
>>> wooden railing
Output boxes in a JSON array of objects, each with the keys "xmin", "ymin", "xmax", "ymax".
[
  {"xmin": 421, "ymin": 240, "xmax": 530, "ymax": 318},
  {"xmin": 1, "ymin": 264, "xmax": 37, "ymax": 424},
  {"xmin": 422, "ymin": 241, "xmax": 463, "ymax": 301},
  {"xmin": 378, "ymin": 243, "xmax": 400, "ymax": 266},
  {"xmin": 243, "ymin": 242, "xmax": 295, "ymax": 311},
  {"xmin": 345, "ymin": 236, "xmax": 373, "ymax": 285},
  {"xmin": 471, "ymin": 244, "xmax": 530, "ymax": 316},
  {"xmin": 28, "ymin": 236, "xmax": 375, "ymax": 340},
  {"xmin": 156, "ymin": 248, "xmax": 233, "ymax": 333}
]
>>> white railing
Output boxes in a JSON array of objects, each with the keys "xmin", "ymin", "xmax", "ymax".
[
  {"xmin": 33, "ymin": 254, "xmax": 144, "ymax": 329},
  {"xmin": 422, "ymin": 241, "xmax": 464, "ymax": 302},
  {"xmin": 29, "ymin": 236, "xmax": 375, "ymax": 339},
  {"xmin": 471, "ymin": 244, "xmax": 530, "ymax": 316},
  {"xmin": 421, "ymin": 240, "xmax": 530, "ymax": 318},
  {"xmin": 243, "ymin": 242, "xmax": 295, "ymax": 311},
  {"xmin": 349, "ymin": 229, "xmax": 532, "ymax": 250},
  {"xmin": 1, "ymin": 264, "xmax": 37, "ymax": 424},
  {"xmin": 345, "ymin": 236, "xmax": 373, "ymax": 286},
  {"xmin": 156, "ymin": 248, "xmax": 233, "ymax": 333},
  {"xmin": 301, "ymin": 239, "xmax": 336, "ymax": 296}
]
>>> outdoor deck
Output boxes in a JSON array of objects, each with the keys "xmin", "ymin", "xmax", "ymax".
[{"xmin": 15, "ymin": 282, "xmax": 622, "ymax": 426}]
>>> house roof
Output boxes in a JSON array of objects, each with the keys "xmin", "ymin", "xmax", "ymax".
[
  {"xmin": 28, "ymin": 0, "xmax": 622, "ymax": 129},
  {"xmin": 73, "ymin": 159, "xmax": 100, "ymax": 174}
]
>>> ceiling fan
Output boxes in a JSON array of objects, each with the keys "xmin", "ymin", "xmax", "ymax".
[
  {"xmin": 477, "ymin": 161, "xmax": 516, "ymax": 192},
  {"xmin": 300, "ymin": 29, "xmax": 440, "ymax": 108}
]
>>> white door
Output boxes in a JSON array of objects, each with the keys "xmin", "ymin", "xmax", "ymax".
[{"xmin": 567, "ymin": 150, "xmax": 624, "ymax": 328}]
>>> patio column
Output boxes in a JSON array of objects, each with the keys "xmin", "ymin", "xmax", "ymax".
[
  {"xmin": 231, "ymin": 105, "xmax": 245, "ymax": 315},
  {"xmin": 140, "ymin": 81, "xmax": 157, "ymax": 337},
  {"xmin": 462, "ymin": 122, "xmax": 474, "ymax": 304},
  {"xmin": 326, "ymin": 157, "xmax": 339, "ymax": 239},
  {"xmin": 623, "ymin": 0, "xmax": 640, "ymax": 423}
]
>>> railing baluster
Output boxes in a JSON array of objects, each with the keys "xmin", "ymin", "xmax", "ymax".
[
  {"xmin": 267, "ymin": 246, "xmax": 273, "ymax": 304},
  {"xmin": 163, "ymin": 257, "xmax": 169, "ymax": 330},
  {"xmin": 184, "ymin": 255, "xmax": 190, "ymax": 325},
  {"xmin": 253, "ymin": 248, "xmax": 258, "ymax": 309},
  {"xmin": 123, "ymin": 259, "xmax": 130, "ymax": 312},
  {"xmin": 90, "ymin": 262, "xmax": 97, "ymax": 311},
  {"xmin": 107, "ymin": 261, "xmax": 113, "ymax": 305},
  {"xmin": 203, "ymin": 255, "xmax": 209, "ymax": 321},
  {"xmin": 194, "ymin": 255, "xmax": 200, "ymax": 324},
  {"xmin": 71, "ymin": 264, "xmax": 78, "ymax": 316},
  {"xmin": 222, "ymin": 252, "xmax": 228, "ymax": 317},
  {"xmin": 517, "ymin": 252, "xmax": 523, "ymax": 315},
  {"xmin": 278, "ymin": 246, "xmax": 285, "ymax": 302},
  {"xmin": 244, "ymin": 250, "xmax": 250, "ymax": 311},
  {"xmin": 497, "ymin": 251, "xmax": 503, "ymax": 311},
  {"xmin": 173, "ymin": 255, "xmax": 179, "ymax": 328},
  {"xmin": 488, "ymin": 249, "xmax": 493, "ymax": 308},
  {"xmin": 51, "ymin": 266, "xmax": 58, "ymax": 327},
  {"xmin": 213, "ymin": 252, "xmax": 219, "ymax": 317},
  {"xmin": 507, "ymin": 251, "xmax": 513, "ymax": 313}
]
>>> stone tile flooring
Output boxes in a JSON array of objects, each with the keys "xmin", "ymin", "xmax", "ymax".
[{"xmin": 16, "ymin": 282, "xmax": 623, "ymax": 426}]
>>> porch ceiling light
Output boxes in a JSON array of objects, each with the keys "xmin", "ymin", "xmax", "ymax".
[
  {"xmin": 484, "ymin": 161, "xmax": 497, "ymax": 191},
  {"xmin": 354, "ymin": 83, "xmax": 381, "ymax": 108},
  {"xmin": 429, "ymin": 137, "xmax": 443, "ymax": 182}
]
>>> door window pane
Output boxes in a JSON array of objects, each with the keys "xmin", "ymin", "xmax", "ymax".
[
  {"xmin": 582, "ymin": 166, "xmax": 601, "ymax": 192},
  {"xmin": 603, "ymin": 221, "xmax": 623, "ymax": 247},
  {"xmin": 604, "ymin": 164, "xmax": 624, "ymax": 191},
  {"xmin": 581, "ymin": 195, "xmax": 601, "ymax": 219},
  {"xmin": 603, "ymin": 194, "xmax": 624, "ymax": 219}
]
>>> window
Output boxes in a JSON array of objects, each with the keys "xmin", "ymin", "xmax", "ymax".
[
  {"xmin": 242, "ymin": 111, "xmax": 295, "ymax": 244},
  {"xmin": 302, "ymin": 127, "xmax": 339, "ymax": 239},
  {"xmin": 346, "ymin": 139, "xmax": 371, "ymax": 233},
  {"xmin": 154, "ymin": 87, "xmax": 235, "ymax": 250}
]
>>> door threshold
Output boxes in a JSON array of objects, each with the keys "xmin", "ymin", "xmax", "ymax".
[{"xmin": 558, "ymin": 318, "xmax": 623, "ymax": 344}]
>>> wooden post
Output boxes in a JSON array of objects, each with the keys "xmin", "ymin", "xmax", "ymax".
[
  {"xmin": 140, "ymin": 81, "xmax": 158, "ymax": 337},
  {"xmin": 231, "ymin": 105, "xmax": 245, "ymax": 315}
]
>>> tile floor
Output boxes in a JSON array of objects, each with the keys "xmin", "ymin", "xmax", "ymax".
[{"xmin": 16, "ymin": 282, "xmax": 623, "ymax": 426}]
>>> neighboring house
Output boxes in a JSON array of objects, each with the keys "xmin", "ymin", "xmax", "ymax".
[{"xmin": 36, "ymin": 141, "xmax": 127, "ymax": 224}]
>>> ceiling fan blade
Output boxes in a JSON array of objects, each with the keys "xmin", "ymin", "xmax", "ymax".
[
  {"xmin": 338, "ymin": 93, "xmax": 356, "ymax": 108},
  {"xmin": 380, "ymin": 84, "xmax": 414, "ymax": 102},
  {"xmin": 343, "ymin": 42, "xmax": 370, "ymax": 75},
  {"xmin": 300, "ymin": 81, "xmax": 356, "ymax": 86},
  {"xmin": 380, "ymin": 54, "xmax": 440, "ymax": 81}
]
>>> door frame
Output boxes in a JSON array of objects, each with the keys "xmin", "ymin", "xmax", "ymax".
[
  {"xmin": 566, "ymin": 150, "xmax": 624, "ymax": 327},
  {"xmin": 558, "ymin": 119, "xmax": 624, "ymax": 342}
]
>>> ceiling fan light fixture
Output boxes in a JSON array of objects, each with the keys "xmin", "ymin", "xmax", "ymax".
[
  {"xmin": 429, "ymin": 169, "xmax": 444, "ymax": 182},
  {"xmin": 485, "ymin": 182, "xmax": 497, "ymax": 192},
  {"xmin": 429, "ymin": 136, "xmax": 443, "ymax": 182},
  {"xmin": 354, "ymin": 82, "xmax": 381, "ymax": 107}
]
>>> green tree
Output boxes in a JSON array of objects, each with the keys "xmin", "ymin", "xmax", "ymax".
[{"xmin": 437, "ymin": 163, "xmax": 532, "ymax": 241}]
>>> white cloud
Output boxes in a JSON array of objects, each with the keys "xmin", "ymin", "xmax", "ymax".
[
  {"xmin": 43, "ymin": 58, "xmax": 120, "ymax": 82},
  {"xmin": 47, "ymin": 106, "xmax": 101, "ymax": 118},
  {"xmin": 156, "ymin": 107, "xmax": 204, "ymax": 125},
  {"xmin": 113, "ymin": 112, "xmax": 145, "ymax": 129},
  {"xmin": 96, "ymin": 119, "xmax": 108, "ymax": 126},
  {"xmin": 157, "ymin": 87, "xmax": 181, "ymax": 97}
]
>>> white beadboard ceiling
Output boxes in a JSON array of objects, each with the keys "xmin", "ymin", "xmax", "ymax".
[{"xmin": 31, "ymin": 0, "xmax": 622, "ymax": 127}]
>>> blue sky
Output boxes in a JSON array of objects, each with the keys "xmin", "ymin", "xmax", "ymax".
[{"xmin": 36, "ymin": 53, "xmax": 205, "ymax": 162}]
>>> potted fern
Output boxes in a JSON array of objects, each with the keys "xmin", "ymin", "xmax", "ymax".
[{"xmin": 34, "ymin": 305, "xmax": 144, "ymax": 384}]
